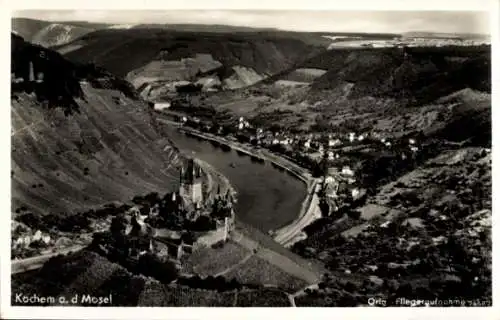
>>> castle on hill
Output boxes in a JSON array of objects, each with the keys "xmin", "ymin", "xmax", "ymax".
[{"xmin": 95, "ymin": 157, "xmax": 236, "ymax": 262}]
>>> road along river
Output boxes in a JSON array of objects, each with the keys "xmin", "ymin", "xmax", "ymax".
[{"xmin": 161, "ymin": 124, "xmax": 310, "ymax": 233}]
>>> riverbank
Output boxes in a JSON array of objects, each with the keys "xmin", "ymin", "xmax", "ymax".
[{"xmin": 175, "ymin": 126, "xmax": 321, "ymax": 246}]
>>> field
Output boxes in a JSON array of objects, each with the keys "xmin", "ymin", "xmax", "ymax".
[
  {"xmin": 180, "ymin": 225, "xmax": 321, "ymax": 291},
  {"xmin": 11, "ymin": 250, "xmax": 123, "ymax": 305},
  {"xmin": 180, "ymin": 241, "xmax": 251, "ymax": 276},
  {"xmin": 138, "ymin": 281, "xmax": 293, "ymax": 307},
  {"xmin": 91, "ymin": 269, "xmax": 147, "ymax": 306},
  {"xmin": 223, "ymin": 255, "xmax": 308, "ymax": 291},
  {"xmin": 58, "ymin": 28, "xmax": 327, "ymax": 81},
  {"xmin": 11, "ymin": 249, "xmax": 304, "ymax": 306},
  {"xmin": 234, "ymin": 220, "xmax": 326, "ymax": 279},
  {"xmin": 235, "ymin": 289, "xmax": 291, "ymax": 307},
  {"xmin": 58, "ymin": 254, "xmax": 123, "ymax": 301},
  {"xmin": 138, "ymin": 280, "xmax": 236, "ymax": 306}
]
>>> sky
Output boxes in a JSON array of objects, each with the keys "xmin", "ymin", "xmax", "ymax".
[{"xmin": 13, "ymin": 10, "xmax": 490, "ymax": 35}]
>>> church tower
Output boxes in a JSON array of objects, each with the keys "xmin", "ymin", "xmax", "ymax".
[{"xmin": 179, "ymin": 159, "xmax": 203, "ymax": 206}]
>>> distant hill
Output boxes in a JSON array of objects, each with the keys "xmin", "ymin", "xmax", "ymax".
[
  {"xmin": 54, "ymin": 28, "xmax": 328, "ymax": 99},
  {"xmin": 426, "ymin": 88, "xmax": 491, "ymax": 146},
  {"xmin": 11, "ymin": 34, "xmax": 182, "ymax": 217},
  {"xmin": 11, "ymin": 18, "xmax": 108, "ymax": 48},
  {"xmin": 303, "ymin": 45, "xmax": 491, "ymax": 104},
  {"xmin": 402, "ymin": 31, "xmax": 490, "ymax": 40},
  {"xmin": 190, "ymin": 44, "xmax": 490, "ymax": 145},
  {"xmin": 132, "ymin": 23, "xmax": 280, "ymax": 33}
]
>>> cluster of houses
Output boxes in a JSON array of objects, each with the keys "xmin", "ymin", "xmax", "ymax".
[
  {"xmin": 153, "ymin": 101, "xmax": 172, "ymax": 111},
  {"xmin": 254, "ymin": 130, "xmax": 365, "ymax": 152},
  {"xmin": 237, "ymin": 117, "xmax": 251, "ymax": 130},
  {"xmin": 176, "ymin": 114, "xmax": 423, "ymax": 174},
  {"xmin": 12, "ymin": 229, "xmax": 52, "ymax": 250},
  {"xmin": 320, "ymin": 163, "xmax": 366, "ymax": 214},
  {"xmin": 313, "ymin": 135, "xmax": 422, "ymax": 216}
]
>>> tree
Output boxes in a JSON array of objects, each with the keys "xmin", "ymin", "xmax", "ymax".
[
  {"xmin": 166, "ymin": 213, "xmax": 184, "ymax": 230},
  {"xmin": 58, "ymin": 215, "xmax": 91, "ymax": 232},
  {"xmin": 110, "ymin": 214, "xmax": 128, "ymax": 239},
  {"xmin": 190, "ymin": 216, "xmax": 216, "ymax": 231},
  {"xmin": 181, "ymin": 231, "xmax": 196, "ymax": 245},
  {"xmin": 270, "ymin": 143, "xmax": 286, "ymax": 154},
  {"xmin": 446, "ymin": 235, "xmax": 467, "ymax": 271},
  {"xmin": 137, "ymin": 253, "xmax": 179, "ymax": 284},
  {"xmin": 17, "ymin": 212, "xmax": 42, "ymax": 230},
  {"xmin": 396, "ymin": 282, "xmax": 414, "ymax": 298},
  {"xmin": 332, "ymin": 235, "xmax": 346, "ymax": 246},
  {"xmin": 91, "ymin": 231, "xmax": 113, "ymax": 247},
  {"xmin": 144, "ymin": 192, "xmax": 160, "ymax": 205},
  {"xmin": 347, "ymin": 210, "xmax": 362, "ymax": 220},
  {"xmin": 42, "ymin": 214, "xmax": 59, "ymax": 231},
  {"xmin": 311, "ymin": 161, "xmax": 327, "ymax": 178},
  {"xmin": 229, "ymin": 278, "xmax": 242, "ymax": 290},
  {"xmin": 319, "ymin": 199, "xmax": 330, "ymax": 217}
]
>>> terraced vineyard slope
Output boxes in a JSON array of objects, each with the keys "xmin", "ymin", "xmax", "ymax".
[{"xmin": 11, "ymin": 33, "xmax": 182, "ymax": 217}]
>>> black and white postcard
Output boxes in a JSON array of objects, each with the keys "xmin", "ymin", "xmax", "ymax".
[{"xmin": 1, "ymin": 0, "xmax": 497, "ymax": 319}]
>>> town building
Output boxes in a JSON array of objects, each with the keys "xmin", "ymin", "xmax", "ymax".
[
  {"xmin": 328, "ymin": 138, "xmax": 342, "ymax": 147},
  {"xmin": 318, "ymin": 145, "xmax": 324, "ymax": 154},
  {"xmin": 341, "ymin": 165, "xmax": 355, "ymax": 177},
  {"xmin": 33, "ymin": 230, "xmax": 42, "ymax": 242},
  {"xmin": 304, "ymin": 140, "xmax": 311, "ymax": 149},
  {"xmin": 323, "ymin": 178, "xmax": 339, "ymax": 199},
  {"xmin": 327, "ymin": 151, "xmax": 335, "ymax": 160},
  {"xmin": 348, "ymin": 132, "xmax": 356, "ymax": 143},
  {"xmin": 153, "ymin": 102, "xmax": 171, "ymax": 111}
]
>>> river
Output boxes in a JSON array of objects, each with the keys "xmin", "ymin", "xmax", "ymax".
[{"xmin": 164, "ymin": 127, "xmax": 306, "ymax": 232}]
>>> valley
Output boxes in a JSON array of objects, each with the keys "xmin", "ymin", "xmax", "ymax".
[{"xmin": 8, "ymin": 14, "xmax": 492, "ymax": 309}]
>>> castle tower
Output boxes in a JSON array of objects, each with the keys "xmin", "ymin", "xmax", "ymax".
[
  {"xmin": 179, "ymin": 159, "xmax": 203, "ymax": 206},
  {"xmin": 28, "ymin": 61, "xmax": 35, "ymax": 82},
  {"xmin": 223, "ymin": 217, "xmax": 229, "ymax": 242},
  {"xmin": 225, "ymin": 189, "xmax": 232, "ymax": 203},
  {"xmin": 176, "ymin": 243, "xmax": 184, "ymax": 260}
]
